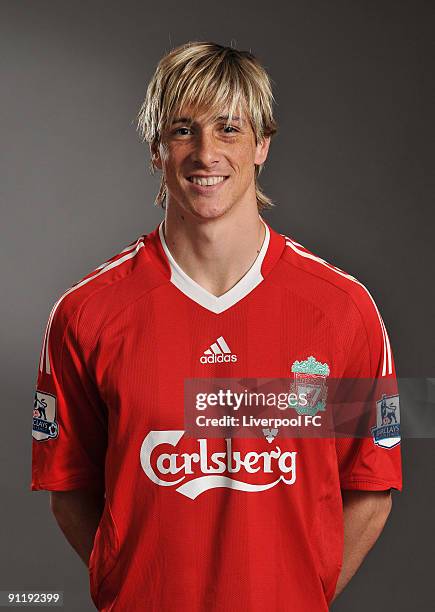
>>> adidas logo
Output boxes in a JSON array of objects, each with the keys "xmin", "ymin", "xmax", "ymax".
[{"xmin": 200, "ymin": 336, "xmax": 238, "ymax": 364}]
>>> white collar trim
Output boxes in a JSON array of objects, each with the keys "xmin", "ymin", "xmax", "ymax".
[{"xmin": 158, "ymin": 219, "xmax": 270, "ymax": 314}]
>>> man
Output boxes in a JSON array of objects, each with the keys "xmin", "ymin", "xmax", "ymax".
[{"xmin": 31, "ymin": 42, "xmax": 402, "ymax": 611}]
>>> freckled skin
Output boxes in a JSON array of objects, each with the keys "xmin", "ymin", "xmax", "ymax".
[{"xmin": 151, "ymin": 104, "xmax": 270, "ymax": 221}]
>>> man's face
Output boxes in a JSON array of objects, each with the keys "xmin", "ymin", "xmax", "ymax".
[{"xmin": 152, "ymin": 104, "xmax": 270, "ymax": 220}]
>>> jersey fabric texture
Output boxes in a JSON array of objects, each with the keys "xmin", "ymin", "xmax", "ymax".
[{"xmin": 31, "ymin": 219, "xmax": 402, "ymax": 612}]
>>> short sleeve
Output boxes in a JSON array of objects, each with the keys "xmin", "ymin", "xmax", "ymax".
[
  {"xmin": 335, "ymin": 287, "xmax": 403, "ymax": 492},
  {"xmin": 31, "ymin": 297, "xmax": 107, "ymax": 491}
]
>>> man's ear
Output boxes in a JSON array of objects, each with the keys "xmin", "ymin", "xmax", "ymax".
[
  {"xmin": 150, "ymin": 143, "xmax": 163, "ymax": 170},
  {"xmin": 254, "ymin": 136, "xmax": 271, "ymax": 166}
]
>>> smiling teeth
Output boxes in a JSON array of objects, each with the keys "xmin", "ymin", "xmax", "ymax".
[{"xmin": 189, "ymin": 176, "xmax": 226, "ymax": 186}]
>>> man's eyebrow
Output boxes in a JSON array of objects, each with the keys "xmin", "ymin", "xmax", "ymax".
[
  {"xmin": 216, "ymin": 115, "xmax": 243, "ymax": 123},
  {"xmin": 171, "ymin": 115, "xmax": 244, "ymax": 125},
  {"xmin": 171, "ymin": 117, "xmax": 193, "ymax": 125}
]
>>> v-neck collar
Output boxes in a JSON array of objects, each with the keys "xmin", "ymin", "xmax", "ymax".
[{"xmin": 147, "ymin": 217, "xmax": 285, "ymax": 314}]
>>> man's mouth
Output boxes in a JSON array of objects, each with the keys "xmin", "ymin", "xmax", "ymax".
[{"xmin": 186, "ymin": 176, "xmax": 229, "ymax": 186}]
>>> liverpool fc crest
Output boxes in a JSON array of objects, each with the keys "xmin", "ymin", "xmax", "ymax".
[{"xmin": 290, "ymin": 356, "xmax": 330, "ymax": 416}]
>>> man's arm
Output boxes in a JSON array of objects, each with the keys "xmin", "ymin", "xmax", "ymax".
[
  {"xmin": 50, "ymin": 489, "xmax": 105, "ymax": 567},
  {"xmin": 331, "ymin": 489, "xmax": 392, "ymax": 604}
]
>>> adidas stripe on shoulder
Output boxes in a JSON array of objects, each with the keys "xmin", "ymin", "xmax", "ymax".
[
  {"xmin": 282, "ymin": 234, "xmax": 392, "ymax": 377},
  {"xmin": 39, "ymin": 236, "xmax": 145, "ymax": 375}
]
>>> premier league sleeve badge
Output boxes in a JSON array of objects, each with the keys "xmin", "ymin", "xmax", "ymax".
[
  {"xmin": 32, "ymin": 390, "xmax": 59, "ymax": 441},
  {"xmin": 371, "ymin": 393, "xmax": 401, "ymax": 449}
]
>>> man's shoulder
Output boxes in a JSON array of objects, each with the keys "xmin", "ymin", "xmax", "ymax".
[
  {"xmin": 276, "ymin": 231, "xmax": 382, "ymax": 323},
  {"xmin": 43, "ymin": 232, "xmax": 165, "ymax": 342}
]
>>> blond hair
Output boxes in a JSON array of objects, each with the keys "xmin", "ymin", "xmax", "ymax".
[{"xmin": 136, "ymin": 41, "xmax": 278, "ymax": 212}]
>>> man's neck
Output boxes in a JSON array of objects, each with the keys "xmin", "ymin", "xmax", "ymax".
[{"xmin": 163, "ymin": 206, "xmax": 266, "ymax": 298}]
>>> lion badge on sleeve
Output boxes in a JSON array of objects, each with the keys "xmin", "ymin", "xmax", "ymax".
[
  {"xmin": 371, "ymin": 393, "xmax": 401, "ymax": 449},
  {"xmin": 32, "ymin": 390, "xmax": 59, "ymax": 441}
]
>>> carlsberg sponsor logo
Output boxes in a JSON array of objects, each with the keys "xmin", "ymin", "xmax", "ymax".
[{"xmin": 140, "ymin": 430, "xmax": 297, "ymax": 500}]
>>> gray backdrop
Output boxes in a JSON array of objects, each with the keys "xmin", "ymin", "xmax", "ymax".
[{"xmin": 1, "ymin": 0, "xmax": 434, "ymax": 610}]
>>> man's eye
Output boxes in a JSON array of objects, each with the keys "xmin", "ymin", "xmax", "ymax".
[
  {"xmin": 223, "ymin": 125, "xmax": 238, "ymax": 133},
  {"xmin": 174, "ymin": 127, "xmax": 192, "ymax": 135}
]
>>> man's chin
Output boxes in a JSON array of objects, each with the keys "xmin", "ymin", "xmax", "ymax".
[{"xmin": 185, "ymin": 199, "xmax": 233, "ymax": 221}]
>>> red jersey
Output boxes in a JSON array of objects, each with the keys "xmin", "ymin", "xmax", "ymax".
[{"xmin": 31, "ymin": 219, "xmax": 402, "ymax": 611}]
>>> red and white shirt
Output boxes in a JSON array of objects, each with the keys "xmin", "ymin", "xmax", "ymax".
[{"xmin": 31, "ymin": 219, "xmax": 402, "ymax": 611}]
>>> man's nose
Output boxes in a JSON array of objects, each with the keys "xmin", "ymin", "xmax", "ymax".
[{"xmin": 191, "ymin": 130, "xmax": 221, "ymax": 166}]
